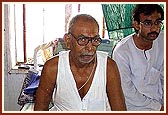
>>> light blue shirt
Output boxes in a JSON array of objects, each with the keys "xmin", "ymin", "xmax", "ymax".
[{"xmin": 112, "ymin": 31, "xmax": 164, "ymax": 111}]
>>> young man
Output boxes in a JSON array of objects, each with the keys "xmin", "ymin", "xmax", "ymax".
[
  {"xmin": 112, "ymin": 4, "xmax": 164, "ymax": 111},
  {"xmin": 34, "ymin": 14, "xmax": 126, "ymax": 111}
]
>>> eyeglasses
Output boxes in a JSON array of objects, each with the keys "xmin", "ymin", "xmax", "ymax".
[
  {"xmin": 69, "ymin": 33, "xmax": 102, "ymax": 46},
  {"xmin": 140, "ymin": 20, "xmax": 163, "ymax": 28}
]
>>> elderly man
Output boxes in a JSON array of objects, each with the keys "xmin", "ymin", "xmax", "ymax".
[{"xmin": 34, "ymin": 14, "xmax": 126, "ymax": 111}]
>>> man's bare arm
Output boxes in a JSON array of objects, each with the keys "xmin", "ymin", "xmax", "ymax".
[
  {"xmin": 106, "ymin": 58, "xmax": 127, "ymax": 111},
  {"xmin": 34, "ymin": 57, "xmax": 58, "ymax": 111}
]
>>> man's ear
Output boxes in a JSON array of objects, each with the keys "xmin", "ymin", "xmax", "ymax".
[
  {"xmin": 63, "ymin": 33, "xmax": 71, "ymax": 49},
  {"xmin": 133, "ymin": 21, "xmax": 140, "ymax": 31}
]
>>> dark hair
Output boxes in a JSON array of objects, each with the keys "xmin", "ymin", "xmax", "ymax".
[
  {"xmin": 132, "ymin": 4, "xmax": 164, "ymax": 23},
  {"xmin": 68, "ymin": 14, "xmax": 99, "ymax": 33}
]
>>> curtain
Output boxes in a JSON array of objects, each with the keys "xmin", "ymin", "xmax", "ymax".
[
  {"xmin": 65, "ymin": 4, "xmax": 72, "ymax": 33},
  {"xmin": 102, "ymin": 4, "xmax": 135, "ymax": 41}
]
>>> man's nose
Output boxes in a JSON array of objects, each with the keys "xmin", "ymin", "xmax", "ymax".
[{"xmin": 86, "ymin": 40, "xmax": 93, "ymax": 50}]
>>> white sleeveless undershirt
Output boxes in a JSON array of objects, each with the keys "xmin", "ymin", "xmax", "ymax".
[{"xmin": 50, "ymin": 50, "xmax": 111, "ymax": 111}]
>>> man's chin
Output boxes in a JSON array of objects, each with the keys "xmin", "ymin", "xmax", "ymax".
[{"xmin": 145, "ymin": 36, "xmax": 157, "ymax": 42}]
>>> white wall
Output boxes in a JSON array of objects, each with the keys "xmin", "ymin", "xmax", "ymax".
[
  {"xmin": 3, "ymin": 4, "xmax": 27, "ymax": 111},
  {"xmin": 4, "ymin": 73, "xmax": 26, "ymax": 111}
]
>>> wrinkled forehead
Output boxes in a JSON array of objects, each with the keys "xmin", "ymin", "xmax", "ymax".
[
  {"xmin": 73, "ymin": 20, "xmax": 99, "ymax": 36},
  {"xmin": 69, "ymin": 16, "xmax": 99, "ymax": 33}
]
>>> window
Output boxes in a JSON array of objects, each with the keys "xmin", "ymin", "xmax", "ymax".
[{"xmin": 4, "ymin": 3, "xmax": 107, "ymax": 69}]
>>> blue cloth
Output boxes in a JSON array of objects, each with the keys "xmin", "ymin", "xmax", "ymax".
[
  {"xmin": 24, "ymin": 72, "xmax": 40, "ymax": 94},
  {"xmin": 18, "ymin": 70, "xmax": 41, "ymax": 106}
]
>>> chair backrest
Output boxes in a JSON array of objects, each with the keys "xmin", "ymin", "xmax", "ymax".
[
  {"xmin": 53, "ymin": 38, "xmax": 68, "ymax": 55},
  {"xmin": 97, "ymin": 39, "xmax": 114, "ymax": 58}
]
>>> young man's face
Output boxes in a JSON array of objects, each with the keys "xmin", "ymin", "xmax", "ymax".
[{"xmin": 138, "ymin": 11, "xmax": 163, "ymax": 42}]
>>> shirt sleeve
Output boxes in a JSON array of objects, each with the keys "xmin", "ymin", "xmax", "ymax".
[{"xmin": 160, "ymin": 61, "xmax": 164, "ymax": 105}]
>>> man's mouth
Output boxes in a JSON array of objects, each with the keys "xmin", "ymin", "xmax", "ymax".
[
  {"xmin": 148, "ymin": 32, "xmax": 159, "ymax": 38},
  {"xmin": 82, "ymin": 55, "xmax": 93, "ymax": 59}
]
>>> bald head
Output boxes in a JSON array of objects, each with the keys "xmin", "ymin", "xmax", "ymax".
[{"xmin": 68, "ymin": 14, "xmax": 99, "ymax": 33}]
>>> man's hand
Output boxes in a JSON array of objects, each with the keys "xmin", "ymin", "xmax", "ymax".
[{"xmin": 160, "ymin": 106, "xmax": 164, "ymax": 111}]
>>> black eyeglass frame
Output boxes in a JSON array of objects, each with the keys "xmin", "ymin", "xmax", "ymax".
[
  {"xmin": 140, "ymin": 20, "xmax": 163, "ymax": 28},
  {"xmin": 69, "ymin": 32, "xmax": 102, "ymax": 46}
]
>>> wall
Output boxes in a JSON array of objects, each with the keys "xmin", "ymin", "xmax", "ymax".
[
  {"xmin": 3, "ymin": 29, "xmax": 27, "ymax": 111},
  {"xmin": 3, "ymin": 4, "xmax": 27, "ymax": 111},
  {"xmin": 4, "ymin": 73, "xmax": 26, "ymax": 111}
]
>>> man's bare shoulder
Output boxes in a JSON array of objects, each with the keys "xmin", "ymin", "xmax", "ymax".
[
  {"xmin": 45, "ymin": 56, "xmax": 59, "ymax": 67},
  {"xmin": 40, "ymin": 56, "xmax": 59, "ymax": 84},
  {"xmin": 107, "ymin": 57, "xmax": 120, "ymax": 79},
  {"xmin": 107, "ymin": 57, "xmax": 117, "ymax": 66},
  {"xmin": 43, "ymin": 56, "xmax": 59, "ymax": 74}
]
